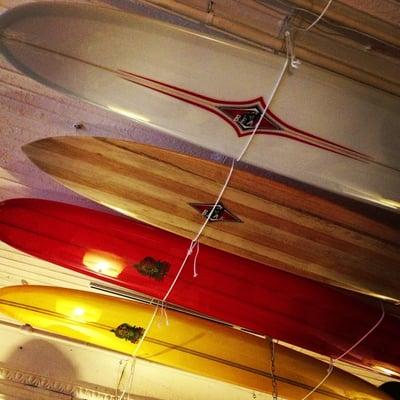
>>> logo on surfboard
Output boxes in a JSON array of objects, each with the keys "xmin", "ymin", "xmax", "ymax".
[
  {"xmin": 218, "ymin": 104, "xmax": 280, "ymax": 134},
  {"xmin": 190, "ymin": 202, "xmax": 241, "ymax": 222},
  {"xmin": 111, "ymin": 323, "xmax": 145, "ymax": 344},
  {"xmin": 117, "ymin": 70, "xmax": 377, "ymax": 165},
  {"xmin": 133, "ymin": 256, "xmax": 170, "ymax": 281}
]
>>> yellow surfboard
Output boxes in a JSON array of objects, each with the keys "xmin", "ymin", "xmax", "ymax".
[{"xmin": 0, "ymin": 285, "xmax": 391, "ymax": 400}]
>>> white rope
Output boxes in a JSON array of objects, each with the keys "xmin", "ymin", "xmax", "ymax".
[
  {"xmin": 192, "ymin": 240, "xmax": 200, "ymax": 277},
  {"xmin": 161, "ymin": 52, "xmax": 289, "ymax": 303},
  {"xmin": 301, "ymin": 361, "xmax": 334, "ymax": 400},
  {"xmin": 284, "ymin": 0, "xmax": 333, "ymax": 69},
  {"xmin": 117, "ymin": 302, "xmax": 160, "ymax": 400},
  {"xmin": 117, "ymin": 32, "xmax": 291, "ymax": 400},
  {"xmin": 236, "ymin": 57, "xmax": 289, "ymax": 162},
  {"xmin": 160, "ymin": 301, "xmax": 170, "ymax": 326},
  {"xmin": 284, "ymin": 31, "xmax": 301, "ymax": 69},
  {"xmin": 300, "ymin": 0, "xmax": 334, "ymax": 32},
  {"xmin": 334, "ymin": 300, "xmax": 385, "ymax": 362},
  {"xmin": 115, "ymin": 359, "xmax": 129, "ymax": 399},
  {"xmin": 125, "ymin": 358, "xmax": 136, "ymax": 400},
  {"xmin": 300, "ymin": 301, "xmax": 385, "ymax": 400},
  {"xmin": 161, "ymin": 240, "xmax": 198, "ymax": 301}
]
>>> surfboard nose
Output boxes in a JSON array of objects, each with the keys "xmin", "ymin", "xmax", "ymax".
[
  {"xmin": 0, "ymin": 3, "xmax": 47, "ymax": 55},
  {"xmin": 0, "ymin": 198, "xmax": 30, "ymax": 215},
  {"xmin": 0, "ymin": 199, "xmax": 25, "ymax": 242},
  {"xmin": 0, "ymin": 198, "xmax": 18, "ymax": 217},
  {"xmin": 0, "ymin": 198, "xmax": 46, "ymax": 239},
  {"xmin": 0, "ymin": 2, "xmax": 24, "ymax": 31}
]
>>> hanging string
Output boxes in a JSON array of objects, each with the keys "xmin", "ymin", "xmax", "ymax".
[
  {"xmin": 335, "ymin": 300, "xmax": 385, "ymax": 362},
  {"xmin": 125, "ymin": 358, "xmax": 137, "ymax": 400},
  {"xmin": 116, "ymin": 302, "xmax": 160, "ymax": 400},
  {"xmin": 161, "ymin": 48, "xmax": 290, "ymax": 304},
  {"xmin": 299, "ymin": 0, "xmax": 334, "ymax": 32},
  {"xmin": 284, "ymin": 31, "xmax": 301, "ymax": 69},
  {"xmin": 192, "ymin": 240, "xmax": 200, "ymax": 278},
  {"xmin": 115, "ymin": 359, "xmax": 129, "ymax": 399},
  {"xmin": 301, "ymin": 360, "xmax": 334, "ymax": 400},
  {"xmin": 160, "ymin": 301, "xmax": 170, "ymax": 326},
  {"xmin": 284, "ymin": 0, "xmax": 334, "ymax": 70},
  {"xmin": 161, "ymin": 239, "xmax": 200, "ymax": 302},
  {"xmin": 116, "ymin": 360, "xmax": 132, "ymax": 400},
  {"xmin": 300, "ymin": 300, "xmax": 385, "ymax": 400},
  {"xmin": 235, "ymin": 57, "xmax": 289, "ymax": 162},
  {"xmin": 115, "ymin": 31, "xmax": 294, "ymax": 400}
]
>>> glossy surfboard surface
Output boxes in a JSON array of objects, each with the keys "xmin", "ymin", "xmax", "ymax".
[
  {"xmin": 23, "ymin": 137, "xmax": 400, "ymax": 304},
  {"xmin": 0, "ymin": 285, "xmax": 393, "ymax": 400},
  {"xmin": 1, "ymin": 198, "xmax": 399, "ymax": 378},
  {"xmin": 0, "ymin": 2, "xmax": 399, "ymax": 210}
]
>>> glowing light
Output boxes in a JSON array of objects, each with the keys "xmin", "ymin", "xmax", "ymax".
[
  {"xmin": 72, "ymin": 307, "xmax": 85, "ymax": 317},
  {"xmin": 374, "ymin": 366, "xmax": 398, "ymax": 377},
  {"xmin": 107, "ymin": 106, "xmax": 150, "ymax": 123},
  {"xmin": 95, "ymin": 260, "xmax": 110, "ymax": 273},
  {"xmin": 56, "ymin": 301, "xmax": 101, "ymax": 322},
  {"xmin": 103, "ymin": 203, "xmax": 139, "ymax": 220},
  {"xmin": 83, "ymin": 249, "xmax": 125, "ymax": 277},
  {"xmin": 342, "ymin": 189, "xmax": 400, "ymax": 210},
  {"xmin": 374, "ymin": 294, "xmax": 399, "ymax": 304}
]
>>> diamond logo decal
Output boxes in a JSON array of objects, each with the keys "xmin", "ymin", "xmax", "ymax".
[
  {"xmin": 190, "ymin": 202, "xmax": 242, "ymax": 222},
  {"xmin": 217, "ymin": 104, "xmax": 281, "ymax": 135}
]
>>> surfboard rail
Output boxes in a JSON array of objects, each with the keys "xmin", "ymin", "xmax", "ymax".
[
  {"xmin": 0, "ymin": 197, "xmax": 399, "ymax": 378},
  {"xmin": 0, "ymin": 1, "xmax": 399, "ymax": 210},
  {"xmin": 22, "ymin": 136, "xmax": 400, "ymax": 304},
  {"xmin": 0, "ymin": 284, "xmax": 394, "ymax": 400}
]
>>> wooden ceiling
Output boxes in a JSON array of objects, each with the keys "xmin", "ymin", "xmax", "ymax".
[{"xmin": 135, "ymin": 0, "xmax": 400, "ymax": 95}]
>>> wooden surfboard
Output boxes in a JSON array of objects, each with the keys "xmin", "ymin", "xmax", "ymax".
[
  {"xmin": 23, "ymin": 136, "xmax": 400, "ymax": 303},
  {"xmin": 1, "ymin": 198, "xmax": 399, "ymax": 377},
  {"xmin": 0, "ymin": 2, "xmax": 399, "ymax": 210},
  {"xmin": 0, "ymin": 285, "xmax": 393, "ymax": 400}
]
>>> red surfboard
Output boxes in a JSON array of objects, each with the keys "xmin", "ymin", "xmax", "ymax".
[{"xmin": 0, "ymin": 198, "xmax": 399, "ymax": 377}]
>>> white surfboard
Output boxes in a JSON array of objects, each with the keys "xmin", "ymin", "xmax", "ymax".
[{"xmin": 0, "ymin": 2, "xmax": 399, "ymax": 210}]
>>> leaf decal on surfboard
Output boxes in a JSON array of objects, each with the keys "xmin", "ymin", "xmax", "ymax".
[
  {"xmin": 111, "ymin": 323, "xmax": 145, "ymax": 344},
  {"xmin": 134, "ymin": 257, "xmax": 170, "ymax": 281}
]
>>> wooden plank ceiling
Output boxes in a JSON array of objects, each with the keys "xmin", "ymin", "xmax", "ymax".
[{"xmin": 138, "ymin": 0, "xmax": 400, "ymax": 95}]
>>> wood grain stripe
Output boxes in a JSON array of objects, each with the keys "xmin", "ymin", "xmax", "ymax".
[{"xmin": 23, "ymin": 136, "xmax": 400, "ymax": 301}]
